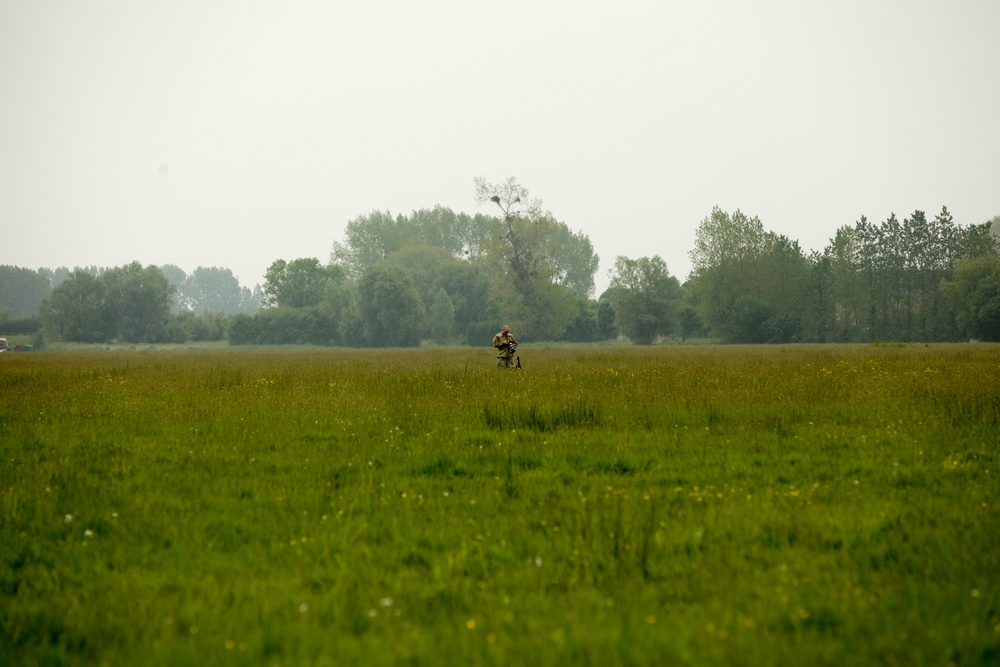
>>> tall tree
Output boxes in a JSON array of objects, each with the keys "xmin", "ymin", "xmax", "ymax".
[
  {"xmin": 428, "ymin": 288, "xmax": 457, "ymax": 342},
  {"xmin": 0, "ymin": 265, "xmax": 51, "ymax": 319},
  {"xmin": 474, "ymin": 176, "xmax": 585, "ymax": 340},
  {"xmin": 101, "ymin": 262, "xmax": 176, "ymax": 343},
  {"xmin": 541, "ymin": 222, "xmax": 600, "ymax": 298},
  {"xmin": 356, "ymin": 264, "xmax": 425, "ymax": 347},
  {"xmin": 330, "ymin": 211, "xmax": 416, "ymax": 280},
  {"xmin": 159, "ymin": 264, "xmax": 188, "ymax": 313},
  {"xmin": 408, "ymin": 206, "xmax": 488, "ymax": 259},
  {"xmin": 39, "ymin": 270, "xmax": 107, "ymax": 343},
  {"xmin": 819, "ymin": 208, "xmax": 995, "ymax": 342},
  {"xmin": 41, "ymin": 263, "xmax": 175, "ymax": 343},
  {"xmin": 688, "ymin": 207, "xmax": 811, "ymax": 342},
  {"xmin": 689, "ymin": 207, "xmax": 771, "ymax": 271},
  {"xmin": 606, "ymin": 255, "xmax": 682, "ymax": 344},
  {"xmin": 941, "ymin": 254, "xmax": 1000, "ymax": 341},
  {"xmin": 183, "ymin": 267, "xmax": 247, "ymax": 314},
  {"xmin": 823, "ymin": 224, "xmax": 872, "ymax": 341},
  {"xmin": 263, "ymin": 258, "xmax": 341, "ymax": 309}
]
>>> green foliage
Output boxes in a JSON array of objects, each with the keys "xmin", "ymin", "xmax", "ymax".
[
  {"xmin": 677, "ymin": 306, "xmax": 705, "ymax": 341},
  {"xmin": 725, "ymin": 296, "xmax": 801, "ymax": 344},
  {"xmin": 357, "ymin": 264, "xmax": 425, "ymax": 347},
  {"xmin": 264, "ymin": 258, "xmax": 342, "ymax": 309},
  {"xmin": 225, "ymin": 307, "xmax": 338, "ymax": 346},
  {"xmin": 181, "ymin": 266, "xmax": 256, "ymax": 315},
  {"xmin": 687, "ymin": 206, "xmax": 997, "ymax": 344},
  {"xmin": 39, "ymin": 270, "xmax": 106, "ymax": 342},
  {"xmin": 331, "ymin": 210, "xmax": 419, "ymax": 280},
  {"xmin": 491, "ymin": 272, "xmax": 578, "ymax": 342},
  {"xmin": 689, "ymin": 206, "xmax": 772, "ymax": 272},
  {"xmin": 321, "ymin": 179, "xmax": 600, "ymax": 343},
  {"xmin": 941, "ymin": 254, "xmax": 1000, "ymax": 341},
  {"xmin": 607, "ymin": 255, "xmax": 682, "ymax": 344},
  {"xmin": 159, "ymin": 263, "xmax": 188, "ymax": 313},
  {"xmin": 226, "ymin": 312, "xmax": 258, "ymax": 346},
  {"xmin": 166, "ymin": 311, "xmax": 229, "ymax": 343},
  {"xmin": 101, "ymin": 262, "xmax": 176, "ymax": 343},
  {"xmin": 816, "ymin": 208, "xmax": 995, "ymax": 343},
  {"xmin": 559, "ymin": 297, "xmax": 610, "ymax": 343},
  {"xmin": 0, "ymin": 314, "xmax": 40, "ymax": 335},
  {"xmin": 409, "ymin": 206, "xmax": 491, "ymax": 260},
  {"xmin": 688, "ymin": 208, "xmax": 811, "ymax": 343},
  {"xmin": 39, "ymin": 263, "xmax": 175, "ymax": 343},
  {"xmin": 0, "ymin": 265, "xmax": 51, "ymax": 319},
  {"xmin": 1, "ymin": 345, "xmax": 998, "ymax": 666},
  {"xmin": 541, "ymin": 220, "xmax": 600, "ymax": 299},
  {"xmin": 475, "ymin": 177, "xmax": 597, "ymax": 340},
  {"xmin": 428, "ymin": 288, "xmax": 457, "ymax": 343}
]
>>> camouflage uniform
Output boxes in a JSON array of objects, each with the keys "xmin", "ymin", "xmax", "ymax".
[{"xmin": 493, "ymin": 330, "xmax": 518, "ymax": 368}]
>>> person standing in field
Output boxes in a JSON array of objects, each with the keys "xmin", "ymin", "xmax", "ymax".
[{"xmin": 493, "ymin": 325, "xmax": 518, "ymax": 369}]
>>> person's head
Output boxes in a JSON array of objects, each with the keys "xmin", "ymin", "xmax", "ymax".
[{"xmin": 501, "ymin": 325, "xmax": 510, "ymax": 335}]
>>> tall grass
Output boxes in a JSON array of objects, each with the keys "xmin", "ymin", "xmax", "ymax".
[{"xmin": 1, "ymin": 344, "xmax": 998, "ymax": 666}]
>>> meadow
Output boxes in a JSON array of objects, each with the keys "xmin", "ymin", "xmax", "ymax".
[{"xmin": 1, "ymin": 343, "xmax": 998, "ymax": 666}]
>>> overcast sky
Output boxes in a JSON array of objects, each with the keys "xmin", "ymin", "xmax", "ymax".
[{"xmin": 2, "ymin": 0, "xmax": 998, "ymax": 295}]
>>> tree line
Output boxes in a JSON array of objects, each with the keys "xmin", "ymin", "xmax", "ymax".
[
  {"xmin": 229, "ymin": 178, "xmax": 605, "ymax": 347},
  {"xmin": 686, "ymin": 206, "xmax": 999, "ymax": 343},
  {"xmin": 3, "ymin": 178, "xmax": 998, "ymax": 346},
  {"xmin": 0, "ymin": 263, "xmax": 261, "ymax": 345}
]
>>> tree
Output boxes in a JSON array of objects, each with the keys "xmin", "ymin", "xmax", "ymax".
[
  {"xmin": 263, "ymin": 258, "xmax": 341, "ymax": 309},
  {"xmin": 606, "ymin": 255, "xmax": 682, "ymax": 344},
  {"xmin": 331, "ymin": 206, "xmax": 495, "ymax": 279},
  {"xmin": 330, "ymin": 210, "xmax": 416, "ymax": 280},
  {"xmin": 240, "ymin": 284, "xmax": 263, "ymax": 313},
  {"xmin": 40, "ymin": 270, "xmax": 107, "ymax": 342},
  {"xmin": 101, "ymin": 262, "xmax": 176, "ymax": 342},
  {"xmin": 817, "ymin": 208, "xmax": 996, "ymax": 342},
  {"xmin": 227, "ymin": 313, "xmax": 259, "ymax": 346},
  {"xmin": 167, "ymin": 310, "xmax": 228, "ymax": 344},
  {"xmin": 803, "ymin": 250, "xmax": 835, "ymax": 342},
  {"xmin": 541, "ymin": 222, "xmax": 600, "ymax": 298},
  {"xmin": 751, "ymin": 235, "xmax": 811, "ymax": 343},
  {"xmin": 159, "ymin": 264, "xmax": 188, "ymax": 313},
  {"xmin": 823, "ymin": 224, "xmax": 871, "ymax": 341},
  {"xmin": 560, "ymin": 297, "xmax": 612, "ymax": 343},
  {"xmin": 941, "ymin": 254, "xmax": 1000, "ymax": 341},
  {"xmin": 0, "ymin": 265, "xmax": 52, "ymax": 319},
  {"xmin": 384, "ymin": 245, "xmax": 460, "ymax": 315},
  {"xmin": 687, "ymin": 207, "xmax": 769, "ymax": 338},
  {"xmin": 40, "ymin": 262, "xmax": 175, "ymax": 343},
  {"xmin": 433, "ymin": 259, "xmax": 493, "ymax": 345},
  {"xmin": 409, "ymin": 206, "xmax": 485, "ymax": 259},
  {"xmin": 183, "ymin": 267, "xmax": 247, "ymax": 314},
  {"xmin": 41, "ymin": 266, "xmax": 72, "ymax": 289},
  {"xmin": 428, "ymin": 288, "xmax": 457, "ymax": 342},
  {"xmin": 677, "ymin": 306, "xmax": 704, "ymax": 342},
  {"xmin": 474, "ymin": 176, "xmax": 588, "ymax": 340},
  {"xmin": 597, "ymin": 299, "xmax": 617, "ymax": 341},
  {"xmin": 689, "ymin": 207, "xmax": 771, "ymax": 272},
  {"xmin": 688, "ymin": 208, "xmax": 811, "ymax": 342},
  {"xmin": 356, "ymin": 264, "xmax": 425, "ymax": 347}
]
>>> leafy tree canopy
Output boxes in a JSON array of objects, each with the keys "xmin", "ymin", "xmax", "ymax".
[
  {"xmin": 41, "ymin": 262, "xmax": 175, "ymax": 343},
  {"xmin": 0, "ymin": 265, "xmax": 51, "ymax": 319},
  {"xmin": 606, "ymin": 255, "xmax": 682, "ymax": 345},
  {"xmin": 263, "ymin": 258, "xmax": 343, "ymax": 309},
  {"xmin": 941, "ymin": 254, "xmax": 1000, "ymax": 341}
]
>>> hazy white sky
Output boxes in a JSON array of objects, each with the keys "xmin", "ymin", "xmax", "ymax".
[{"xmin": 2, "ymin": 0, "xmax": 998, "ymax": 294}]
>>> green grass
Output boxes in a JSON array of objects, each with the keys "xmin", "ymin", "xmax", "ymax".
[{"xmin": 1, "ymin": 344, "xmax": 998, "ymax": 666}]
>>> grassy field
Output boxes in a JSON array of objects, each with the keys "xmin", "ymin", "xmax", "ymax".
[{"xmin": 1, "ymin": 344, "xmax": 998, "ymax": 666}]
